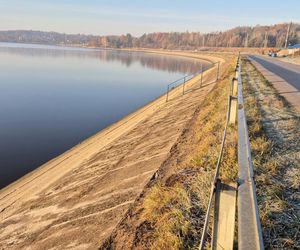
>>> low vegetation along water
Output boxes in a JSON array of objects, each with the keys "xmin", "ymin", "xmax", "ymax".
[{"xmin": 0, "ymin": 43, "xmax": 211, "ymax": 189}]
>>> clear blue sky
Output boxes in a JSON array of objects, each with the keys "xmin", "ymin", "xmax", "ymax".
[{"xmin": 0, "ymin": 0, "xmax": 299, "ymax": 36}]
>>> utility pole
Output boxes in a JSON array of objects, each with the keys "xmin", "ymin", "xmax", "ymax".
[
  {"xmin": 207, "ymin": 34, "xmax": 210, "ymax": 47},
  {"xmin": 263, "ymin": 31, "xmax": 268, "ymax": 48},
  {"xmin": 284, "ymin": 22, "xmax": 292, "ymax": 48},
  {"xmin": 244, "ymin": 33, "xmax": 249, "ymax": 48}
]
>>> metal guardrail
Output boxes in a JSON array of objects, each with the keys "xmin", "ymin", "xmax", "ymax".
[
  {"xmin": 237, "ymin": 58, "xmax": 264, "ymax": 250},
  {"xmin": 198, "ymin": 56, "xmax": 264, "ymax": 250},
  {"xmin": 166, "ymin": 61, "xmax": 220, "ymax": 102}
]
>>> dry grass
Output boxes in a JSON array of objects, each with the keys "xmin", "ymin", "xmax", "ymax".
[
  {"xmin": 279, "ymin": 53, "xmax": 300, "ymax": 65},
  {"xmin": 143, "ymin": 183, "xmax": 191, "ymax": 250},
  {"xmin": 220, "ymin": 127, "xmax": 238, "ymax": 181},
  {"xmin": 242, "ymin": 58, "xmax": 300, "ymax": 249},
  {"xmin": 142, "ymin": 61, "xmax": 238, "ymax": 249}
]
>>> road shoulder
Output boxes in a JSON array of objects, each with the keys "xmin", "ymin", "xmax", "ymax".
[{"xmin": 249, "ymin": 56, "xmax": 300, "ymax": 113}]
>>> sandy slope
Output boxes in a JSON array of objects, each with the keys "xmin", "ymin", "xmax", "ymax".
[{"xmin": 0, "ymin": 51, "xmax": 224, "ymax": 249}]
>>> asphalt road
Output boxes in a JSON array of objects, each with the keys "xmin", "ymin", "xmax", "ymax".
[
  {"xmin": 249, "ymin": 55, "xmax": 300, "ymax": 112},
  {"xmin": 249, "ymin": 55, "xmax": 300, "ymax": 91}
]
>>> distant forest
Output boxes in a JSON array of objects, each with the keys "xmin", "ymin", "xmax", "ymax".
[{"xmin": 0, "ymin": 23, "xmax": 299, "ymax": 49}]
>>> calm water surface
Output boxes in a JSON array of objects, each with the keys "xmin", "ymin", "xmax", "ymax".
[{"xmin": 0, "ymin": 43, "xmax": 211, "ymax": 188}]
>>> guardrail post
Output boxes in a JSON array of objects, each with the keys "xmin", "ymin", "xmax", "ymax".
[
  {"xmin": 228, "ymin": 75, "xmax": 239, "ymax": 124},
  {"xmin": 235, "ymin": 69, "xmax": 239, "ymax": 79},
  {"xmin": 232, "ymin": 77, "xmax": 238, "ymax": 96},
  {"xmin": 229, "ymin": 96, "xmax": 238, "ymax": 124},
  {"xmin": 182, "ymin": 76, "xmax": 186, "ymax": 95}
]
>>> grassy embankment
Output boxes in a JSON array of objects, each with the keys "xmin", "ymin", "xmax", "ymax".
[
  {"xmin": 242, "ymin": 58, "xmax": 300, "ymax": 248},
  {"xmin": 141, "ymin": 58, "xmax": 237, "ymax": 249}
]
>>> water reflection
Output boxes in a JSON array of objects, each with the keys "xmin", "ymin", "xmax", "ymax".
[
  {"xmin": 0, "ymin": 43, "xmax": 211, "ymax": 189},
  {"xmin": 0, "ymin": 43, "xmax": 208, "ymax": 74}
]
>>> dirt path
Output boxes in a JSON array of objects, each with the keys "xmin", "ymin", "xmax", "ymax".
[{"xmin": 0, "ymin": 53, "xmax": 224, "ymax": 249}]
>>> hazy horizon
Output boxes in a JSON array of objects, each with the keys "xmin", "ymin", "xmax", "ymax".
[
  {"xmin": 1, "ymin": 0, "xmax": 300, "ymax": 36},
  {"xmin": 0, "ymin": 21, "xmax": 299, "ymax": 38}
]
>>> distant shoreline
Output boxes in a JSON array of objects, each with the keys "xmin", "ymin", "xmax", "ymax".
[{"xmin": 0, "ymin": 41, "xmax": 218, "ymax": 64}]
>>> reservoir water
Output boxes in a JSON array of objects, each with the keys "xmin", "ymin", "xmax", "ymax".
[{"xmin": 0, "ymin": 43, "xmax": 211, "ymax": 189}]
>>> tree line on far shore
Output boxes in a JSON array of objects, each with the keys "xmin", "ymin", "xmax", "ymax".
[{"xmin": 0, "ymin": 23, "xmax": 299, "ymax": 49}]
